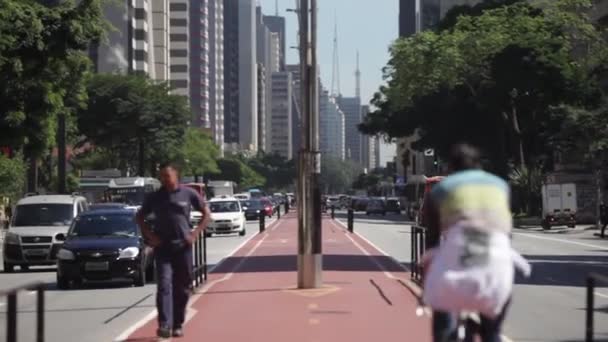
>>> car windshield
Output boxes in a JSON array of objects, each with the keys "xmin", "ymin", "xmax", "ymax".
[
  {"xmin": 13, "ymin": 204, "xmax": 73, "ymax": 227},
  {"xmin": 242, "ymin": 200, "xmax": 263, "ymax": 209},
  {"xmin": 89, "ymin": 204, "xmax": 126, "ymax": 211},
  {"xmin": 209, "ymin": 201, "xmax": 240, "ymax": 213},
  {"xmin": 69, "ymin": 214, "xmax": 138, "ymax": 237}
]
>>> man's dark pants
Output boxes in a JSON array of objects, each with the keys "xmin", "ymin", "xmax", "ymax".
[
  {"xmin": 155, "ymin": 247, "xmax": 193, "ymax": 329},
  {"xmin": 432, "ymin": 298, "xmax": 511, "ymax": 342}
]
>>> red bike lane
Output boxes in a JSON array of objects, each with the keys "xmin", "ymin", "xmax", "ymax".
[{"xmin": 122, "ymin": 213, "xmax": 431, "ymax": 342}]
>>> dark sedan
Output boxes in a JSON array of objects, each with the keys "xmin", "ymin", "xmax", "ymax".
[
  {"xmin": 55, "ymin": 209, "xmax": 153, "ymax": 289},
  {"xmin": 88, "ymin": 203, "xmax": 128, "ymax": 211},
  {"xmin": 241, "ymin": 199, "xmax": 265, "ymax": 220}
]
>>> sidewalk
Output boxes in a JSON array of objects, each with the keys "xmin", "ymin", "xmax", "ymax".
[{"xmin": 123, "ymin": 213, "xmax": 431, "ymax": 342}]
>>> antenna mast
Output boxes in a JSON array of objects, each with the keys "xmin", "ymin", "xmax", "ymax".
[
  {"xmin": 355, "ymin": 50, "xmax": 361, "ymax": 98},
  {"xmin": 330, "ymin": 12, "xmax": 341, "ymax": 97},
  {"xmin": 275, "ymin": 0, "xmax": 279, "ymax": 16}
]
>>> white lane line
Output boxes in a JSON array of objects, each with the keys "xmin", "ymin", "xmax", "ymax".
[
  {"xmin": 595, "ymin": 292, "xmax": 608, "ymax": 299},
  {"xmin": 513, "ymin": 231, "xmax": 608, "ymax": 251},
  {"xmin": 113, "ymin": 218, "xmax": 280, "ymax": 342}
]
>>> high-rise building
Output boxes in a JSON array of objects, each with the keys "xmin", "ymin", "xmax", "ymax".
[
  {"xmin": 361, "ymin": 105, "xmax": 373, "ymax": 171},
  {"xmin": 338, "ymin": 96, "xmax": 362, "ymax": 164},
  {"xmin": 92, "ymin": 0, "xmax": 160, "ymax": 76},
  {"xmin": 257, "ymin": 64, "xmax": 267, "ymax": 150},
  {"xmin": 153, "ymin": 1, "xmax": 170, "ymax": 81},
  {"xmin": 262, "ymin": 15, "xmax": 286, "ymax": 70},
  {"xmin": 286, "ymin": 64, "xmax": 302, "ymax": 158},
  {"xmin": 269, "ymin": 72, "xmax": 293, "ymax": 159},
  {"xmin": 224, "ymin": 0, "xmax": 257, "ymax": 152},
  {"xmin": 320, "ymin": 90, "xmax": 346, "ymax": 160},
  {"xmin": 169, "ymin": 0, "xmax": 190, "ymax": 99},
  {"xmin": 208, "ymin": 0, "xmax": 225, "ymax": 153},
  {"xmin": 190, "ymin": 0, "xmax": 209, "ymax": 128}
]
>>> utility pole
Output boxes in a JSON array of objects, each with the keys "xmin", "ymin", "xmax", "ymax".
[
  {"xmin": 297, "ymin": 0, "xmax": 322, "ymax": 289},
  {"xmin": 57, "ymin": 113, "xmax": 67, "ymax": 194}
]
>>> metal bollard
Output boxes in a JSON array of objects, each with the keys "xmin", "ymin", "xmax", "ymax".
[
  {"xmin": 203, "ymin": 231, "xmax": 208, "ymax": 281},
  {"xmin": 347, "ymin": 209, "xmax": 354, "ymax": 233},
  {"xmin": 331, "ymin": 206, "xmax": 335, "ymax": 219},
  {"xmin": 586, "ymin": 276, "xmax": 595, "ymax": 342},
  {"xmin": 259, "ymin": 211, "xmax": 266, "ymax": 233},
  {"xmin": 285, "ymin": 201, "xmax": 289, "ymax": 213},
  {"xmin": 277, "ymin": 205, "xmax": 281, "ymax": 219}
]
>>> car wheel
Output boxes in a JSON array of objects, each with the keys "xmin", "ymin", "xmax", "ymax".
[
  {"xmin": 20, "ymin": 265, "xmax": 29, "ymax": 272},
  {"xmin": 3, "ymin": 262, "xmax": 14, "ymax": 273},
  {"xmin": 205, "ymin": 232, "xmax": 213, "ymax": 238},
  {"xmin": 542, "ymin": 222, "xmax": 551, "ymax": 230},
  {"xmin": 239, "ymin": 229, "xmax": 246, "ymax": 236},
  {"xmin": 134, "ymin": 264, "xmax": 146, "ymax": 287},
  {"xmin": 57, "ymin": 276, "xmax": 70, "ymax": 290}
]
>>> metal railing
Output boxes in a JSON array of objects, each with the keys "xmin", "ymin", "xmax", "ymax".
[
  {"xmin": 192, "ymin": 232, "xmax": 207, "ymax": 287},
  {"xmin": 1, "ymin": 282, "xmax": 45, "ymax": 342},
  {"xmin": 586, "ymin": 272, "xmax": 608, "ymax": 342},
  {"xmin": 410, "ymin": 225, "xmax": 426, "ymax": 283}
]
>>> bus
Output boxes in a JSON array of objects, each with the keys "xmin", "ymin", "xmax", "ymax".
[{"xmin": 105, "ymin": 177, "xmax": 161, "ymax": 207}]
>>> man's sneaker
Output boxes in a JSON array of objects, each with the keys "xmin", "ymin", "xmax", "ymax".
[
  {"xmin": 172, "ymin": 327, "xmax": 184, "ymax": 338},
  {"xmin": 157, "ymin": 327, "xmax": 171, "ymax": 339}
]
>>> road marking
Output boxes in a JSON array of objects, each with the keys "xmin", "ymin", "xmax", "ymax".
[
  {"xmin": 308, "ymin": 303, "xmax": 319, "ymax": 309},
  {"xmin": 595, "ymin": 291, "xmax": 608, "ymax": 299},
  {"xmin": 308, "ymin": 318, "xmax": 320, "ymax": 325},
  {"xmin": 513, "ymin": 231, "xmax": 608, "ymax": 251},
  {"xmin": 113, "ymin": 219, "xmax": 281, "ymax": 342}
]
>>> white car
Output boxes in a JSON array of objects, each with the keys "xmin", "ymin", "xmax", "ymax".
[
  {"xmin": 206, "ymin": 197, "xmax": 246, "ymax": 237},
  {"xmin": 3, "ymin": 194, "xmax": 89, "ymax": 272}
]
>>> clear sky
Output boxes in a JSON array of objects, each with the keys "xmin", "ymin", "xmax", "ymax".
[{"xmin": 258, "ymin": 0, "xmax": 397, "ymax": 165}]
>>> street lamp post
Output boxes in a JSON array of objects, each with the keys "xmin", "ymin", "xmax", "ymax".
[{"xmin": 296, "ymin": 0, "xmax": 322, "ymax": 289}]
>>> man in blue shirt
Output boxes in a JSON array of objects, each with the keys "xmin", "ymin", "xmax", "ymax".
[{"xmin": 136, "ymin": 162, "xmax": 210, "ymax": 338}]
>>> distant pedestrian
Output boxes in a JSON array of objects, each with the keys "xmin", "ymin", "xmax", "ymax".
[
  {"xmin": 600, "ymin": 203, "xmax": 607, "ymax": 238},
  {"xmin": 136, "ymin": 162, "xmax": 210, "ymax": 339},
  {"xmin": 422, "ymin": 144, "xmax": 531, "ymax": 342}
]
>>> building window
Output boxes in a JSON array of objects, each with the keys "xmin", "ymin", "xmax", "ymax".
[
  {"xmin": 171, "ymin": 65, "xmax": 188, "ymax": 73},
  {"xmin": 134, "ymin": 8, "xmax": 146, "ymax": 20},
  {"xmin": 134, "ymin": 50, "xmax": 147, "ymax": 61},
  {"xmin": 134, "ymin": 29, "xmax": 146, "ymax": 41},
  {"xmin": 171, "ymin": 79, "xmax": 188, "ymax": 89},
  {"xmin": 170, "ymin": 18, "xmax": 188, "ymax": 26},
  {"xmin": 170, "ymin": 49, "xmax": 188, "ymax": 57},
  {"xmin": 170, "ymin": 33, "xmax": 188, "ymax": 42},
  {"xmin": 170, "ymin": 3, "xmax": 187, "ymax": 11}
]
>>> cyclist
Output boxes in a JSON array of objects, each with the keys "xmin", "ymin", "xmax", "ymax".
[{"xmin": 422, "ymin": 144, "xmax": 530, "ymax": 342}]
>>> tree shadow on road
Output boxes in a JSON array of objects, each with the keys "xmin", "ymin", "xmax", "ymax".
[
  {"xmin": 516, "ymin": 254, "xmax": 608, "ymax": 287},
  {"xmin": 211, "ymin": 254, "xmax": 408, "ymax": 274}
]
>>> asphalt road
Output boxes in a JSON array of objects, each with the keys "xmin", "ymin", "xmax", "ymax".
[
  {"xmin": 0, "ymin": 219, "xmax": 275, "ymax": 342},
  {"xmin": 335, "ymin": 210, "xmax": 608, "ymax": 342}
]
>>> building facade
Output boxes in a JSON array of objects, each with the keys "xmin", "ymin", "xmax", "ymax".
[
  {"xmin": 169, "ymin": 0, "xmax": 190, "ymax": 98},
  {"xmin": 152, "ymin": 0, "xmax": 170, "ymax": 81},
  {"xmin": 262, "ymin": 15, "xmax": 286, "ymax": 71},
  {"xmin": 224, "ymin": 0, "xmax": 257, "ymax": 152},
  {"xmin": 320, "ymin": 90, "xmax": 346, "ymax": 160},
  {"xmin": 270, "ymin": 72, "xmax": 293, "ymax": 159},
  {"xmin": 190, "ymin": 0, "xmax": 209, "ymax": 127},
  {"xmin": 338, "ymin": 96, "xmax": 362, "ymax": 164},
  {"xmin": 208, "ymin": 0, "xmax": 224, "ymax": 152}
]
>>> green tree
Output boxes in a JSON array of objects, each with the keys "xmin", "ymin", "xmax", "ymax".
[
  {"xmin": 77, "ymin": 74, "xmax": 190, "ymax": 176},
  {"xmin": 0, "ymin": 0, "xmax": 107, "ymax": 189},
  {"xmin": 212, "ymin": 157, "xmax": 266, "ymax": 190},
  {"xmin": 0, "ymin": 155, "xmax": 27, "ymax": 201},
  {"xmin": 182, "ymin": 127, "xmax": 220, "ymax": 181},
  {"xmin": 360, "ymin": 0, "xmax": 607, "ymax": 176},
  {"xmin": 246, "ymin": 152, "xmax": 296, "ymax": 191},
  {"xmin": 319, "ymin": 156, "xmax": 361, "ymax": 194}
]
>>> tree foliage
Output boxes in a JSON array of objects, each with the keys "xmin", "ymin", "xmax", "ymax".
[
  {"xmin": 77, "ymin": 74, "xmax": 190, "ymax": 176},
  {"xmin": 360, "ymin": 0, "xmax": 608, "ymax": 176},
  {"xmin": 0, "ymin": 0, "xmax": 107, "ymax": 157},
  {"xmin": 0, "ymin": 155, "xmax": 27, "ymax": 201},
  {"xmin": 319, "ymin": 156, "xmax": 361, "ymax": 194},
  {"xmin": 182, "ymin": 128, "xmax": 220, "ymax": 178},
  {"xmin": 246, "ymin": 153, "xmax": 296, "ymax": 191},
  {"xmin": 212, "ymin": 157, "xmax": 266, "ymax": 190}
]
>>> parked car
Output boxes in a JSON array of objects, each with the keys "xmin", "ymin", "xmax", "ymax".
[
  {"xmin": 55, "ymin": 208, "xmax": 153, "ymax": 289},
  {"xmin": 327, "ymin": 196, "xmax": 341, "ymax": 209},
  {"xmin": 3, "ymin": 194, "xmax": 89, "ymax": 273},
  {"xmin": 206, "ymin": 197, "xmax": 246, "ymax": 237},
  {"xmin": 242, "ymin": 199, "xmax": 266, "ymax": 220},
  {"xmin": 385, "ymin": 198, "xmax": 401, "ymax": 214},
  {"xmin": 366, "ymin": 199, "xmax": 387, "ymax": 216}
]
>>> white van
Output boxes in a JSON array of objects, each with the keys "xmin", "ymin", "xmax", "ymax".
[{"xmin": 3, "ymin": 194, "xmax": 88, "ymax": 272}]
